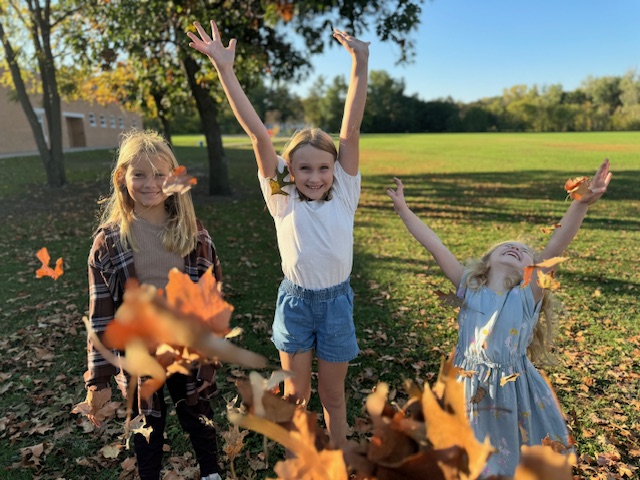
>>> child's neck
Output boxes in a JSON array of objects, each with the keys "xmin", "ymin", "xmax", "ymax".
[
  {"xmin": 486, "ymin": 266, "xmax": 512, "ymax": 293},
  {"xmin": 133, "ymin": 203, "xmax": 168, "ymax": 225}
]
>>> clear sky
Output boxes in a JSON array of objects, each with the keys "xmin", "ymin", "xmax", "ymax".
[{"xmin": 291, "ymin": 0, "xmax": 640, "ymax": 103}]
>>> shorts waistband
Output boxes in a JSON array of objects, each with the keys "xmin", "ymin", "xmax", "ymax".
[{"xmin": 280, "ymin": 277, "xmax": 351, "ymax": 301}]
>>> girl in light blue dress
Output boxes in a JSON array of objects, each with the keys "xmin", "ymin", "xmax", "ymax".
[{"xmin": 387, "ymin": 159, "xmax": 611, "ymax": 477}]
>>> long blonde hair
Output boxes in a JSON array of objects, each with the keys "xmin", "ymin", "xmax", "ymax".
[
  {"xmin": 463, "ymin": 241, "xmax": 558, "ymax": 365},
  {"xmin": 97, "ymin": 129, "xmax": 198, "ymax": 257}
]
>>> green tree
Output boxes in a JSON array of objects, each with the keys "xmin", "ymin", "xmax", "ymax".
[
  {"xmin": 71, "ymin": 0, "xmax": 426, "ymax": 195},
  {"xmin": 0, "ymin": 0, "xmax": 81, "ymax": 188}
]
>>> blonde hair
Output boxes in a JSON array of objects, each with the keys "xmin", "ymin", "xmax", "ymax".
[
  {"xmin": 281, "ymin": 128, "xmax": 338, "ymax": 201},
  {"xmin": 281, "ymin": 127, "xmax": 338, "ymax": 163},
  {"xmin": 97, "ymin": 129, "xmax": 198, "ymax": 257},
  {"xmin": 463, "ymin": 240, "xmax": 558, "ymax": 365}
]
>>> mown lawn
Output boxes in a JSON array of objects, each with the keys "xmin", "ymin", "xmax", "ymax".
[{"xmin": 0, "ymin": 132, "xmax": 638, "ymax": 479}]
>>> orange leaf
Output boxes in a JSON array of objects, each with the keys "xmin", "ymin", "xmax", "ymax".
[
  {"xmin": 35, "ymin": 247, "xmax": 64, "ymax": 280},
  {"xmin": 522, "ymin": 257, "xmax": 569, "ymax": 287},
  {"xmin": 162, "ymin": 165, "xmax": 197, "ymax": 195},
  {"xmin": 564, "ymin": 176, "xmax": 589, "ymax": 201},
  {"xmin": 164, "ymin": 267, "xmax": 232, "ymax": 336},
  {"xmin": 537, "ymin": 271, "xmax": 561, "ymax": 291},
  {"xmin": 500, "ymin": 373, "xmax": 520, "ymax": 386},
  {"xmin": 540, "ymin": 223, "xmax": 562, "ymax": 234}
]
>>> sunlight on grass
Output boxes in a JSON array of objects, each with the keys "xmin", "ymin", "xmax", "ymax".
[{"xmin": 0, "ymin": 132, "xmax": 638, "ymax": 479}]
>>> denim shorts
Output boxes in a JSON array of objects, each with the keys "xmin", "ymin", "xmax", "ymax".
[{"xmin": 271, "ymin": 277, "xmax": 359, "ymax": 363}]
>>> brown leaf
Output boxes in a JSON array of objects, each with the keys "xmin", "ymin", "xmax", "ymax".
[{"xmin": 162, "ymin": 165, "xmax": 197, "ymax": 195}]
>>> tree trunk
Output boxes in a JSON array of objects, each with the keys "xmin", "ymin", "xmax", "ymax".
[
  {"xmin": 0, "ymin": 10, "xmax": 66, "ymax": 188},
  {"xmin": 152, "ymin": 91, "xmax": 173, "ymax": 145},
  {"xmin": 182, "ymin": 55, "xmax": 231, "ymax": 196}
]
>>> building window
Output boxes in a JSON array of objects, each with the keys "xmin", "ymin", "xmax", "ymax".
[
  {"xmin": 110, "ymin": 115, "xmax": 116, "ymax": 128},
  {"xmin": 35, "ymin": 108, "xmax": 48, "ymax": 143},
  {"xmin": 118, "ymin": 117, "xmax": 124, "ymax": 129},
  {"xmin": 100, "ymin": 115, "xmax": 106, "ymax": 128},
  {"xmin": 89, "ymin": 113, "xmax": 96, "ymax": 127},
  {"xmin": 132, "ymin": 119, "xmax": 138, "ymax": 128}
]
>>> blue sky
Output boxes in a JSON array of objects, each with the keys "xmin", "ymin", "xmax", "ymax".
[{"xmin": 291, "ymin": 0, "xmax": 640, "ymax": 103}]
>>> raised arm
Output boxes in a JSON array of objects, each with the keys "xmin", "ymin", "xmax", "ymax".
[
  {"xmin": 334, "ymin": 30, "xmax": 370, "ymax": 176},
  {"xmin": 188, "ymin": 20, "xmax": 278, "ymax": 178},
  {"xmin": 388, "ymin": 178, "xmax": 465, "ymax": 288},
  {"xmin": 531, "ymin": 159, "xmax": 612, "ymax": 300}
]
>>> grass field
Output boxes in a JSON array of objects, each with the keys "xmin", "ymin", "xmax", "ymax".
[{"xmin": 0, "ymin": 132, "xmax": 638, "ymax": 479}]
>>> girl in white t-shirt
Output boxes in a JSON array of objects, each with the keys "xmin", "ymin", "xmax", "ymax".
[{"xmin": 188, "ymin": 19, "xmax": 369, "ymax": 447}]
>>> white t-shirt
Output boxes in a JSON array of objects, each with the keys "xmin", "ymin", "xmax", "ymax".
[{"xmin": 258, "ymin": 156, "xmax": 361, "ymax": 290}]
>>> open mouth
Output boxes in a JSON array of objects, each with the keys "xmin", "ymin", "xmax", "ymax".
[{"xmin": 504, "ymin": 250, "xmax": 521, "ymax": 261}]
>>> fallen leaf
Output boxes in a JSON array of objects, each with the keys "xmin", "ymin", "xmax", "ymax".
[{"xmin": 540, "ymin": 223, "xmax": 562, "ymax": 234}]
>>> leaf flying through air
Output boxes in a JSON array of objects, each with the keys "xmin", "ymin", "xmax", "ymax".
[
  {"xmin": 522, "ymin": 257, "xmax": 569, "ymax": 287},
  {"xmin": 35, "ymin": 247, "xmax": 64, "ymax": 280},
  {"xmin": 268, "ymin": 166, "xmax": 295, "ymax": 196},
  {"xmin": 162, "ymin": 165, "xmax": 197, "ymax": 195},
  {"xmin": 564, "ymin": 176, "xmax": 589, "ymax": 201}
]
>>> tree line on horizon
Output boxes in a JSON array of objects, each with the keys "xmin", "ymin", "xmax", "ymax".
[{"xmin": 174, "ymin": 68, "xmax": 639, "ymax": 137}]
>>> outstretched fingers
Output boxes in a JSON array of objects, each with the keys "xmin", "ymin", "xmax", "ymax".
[
  {"xmin": 387, "ymin": 177, "xmax": 406, "ymax": 202},
  {"xmin": 590, "ymin": 158, "xmax": 612, "ymax": 194}
]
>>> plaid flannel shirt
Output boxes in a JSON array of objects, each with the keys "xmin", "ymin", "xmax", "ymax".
[{"xmin": 85, "ymin": 220, "xmax": 222, "ymax": 417}]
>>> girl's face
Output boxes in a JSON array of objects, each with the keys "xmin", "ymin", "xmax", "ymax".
[
  {"xmin": 124, "ymin": 155, "xmax": 171, "ymax": 214},
  {"xmin": 488, "ymin": 242, "xmax": 535, "ymax": 272},
  {"xmin": 288, "ymin": 144, "xmax": 335, "ymax": 200}
]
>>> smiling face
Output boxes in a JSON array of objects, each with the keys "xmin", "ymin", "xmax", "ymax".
[
  {"xmin": 124, "ymin": 155, "xmax": 171, "ymax": 216},
  {"xmin": 488, "ymin": 241, "xmax": 535, "ymax": 272},
  {"xmin": 288, "ymin": 144, "xmax": 336, "ymax": 201}
]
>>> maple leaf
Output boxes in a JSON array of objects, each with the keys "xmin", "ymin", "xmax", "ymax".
[
  {"xmin": 162, "ymin": 165, "xmax": 197, "ymax": 195},
  {"xmin": 228, "ymin": 409, "xmax": 348, "ymax": 480},
  {"xmin": 540, "ymin": 223, "xmax": 562, "ymax": 234},
  {"xmin": 268, "ymin": 166, "xmax": 295, "ymax": 196},
  {"xmin": 35, "ymin": 247, "xmax": 63, "ymax": 280},
  {"xmin": 564, "ymin": 175, "xmax": 589, "ymax": 201},
  {"xmin": 90, "ymin": 268, "xmax": 265, "ymax": 401},
  {"xmin": 522, "ymin": 257, "xmax": 569, "ymax": 287},
  {"xmin": 537, "ymin": 270, "xmax": 561, "ymax": 291},
  {"xmin": 221, "ymin": 423, "xmax": 250, "ymax": 479}
]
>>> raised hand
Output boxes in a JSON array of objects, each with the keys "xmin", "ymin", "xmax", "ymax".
[
  {"xmin": 387, "ymin": 177, "xmax": 409, "ymax": 213},
  {"xmin": 187, "ymin": 20, "xmax": 237, "ymax": 72},
  {"xmin": 333, "ymin": 29, "xmax": 370, "ymax": 60},
  {"xmin": 578, "ymin": 158, "xmax": 612, "ymax": 205}
]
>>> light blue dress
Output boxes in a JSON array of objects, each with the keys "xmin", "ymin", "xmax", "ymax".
[{"xmin": 453, "ymin": 271, "xmax": 571, "ymax": 477}]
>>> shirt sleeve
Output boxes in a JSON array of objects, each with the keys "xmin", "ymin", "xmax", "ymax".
[
  {"xmin": 85, "ymin": 234, "xmax": 118, "ymax": 390},
  {"xmin": 332, "ymin": 160, "xmax": 361, "ymax": 213},
  {"xmin": 257, "ymin": 156, "xmax": 295, "ymax": 218}
]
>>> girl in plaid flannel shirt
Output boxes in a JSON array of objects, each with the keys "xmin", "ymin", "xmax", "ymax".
[{"xmin": 83, "ymin": 129, "xmax": 222, "ymax": 480}]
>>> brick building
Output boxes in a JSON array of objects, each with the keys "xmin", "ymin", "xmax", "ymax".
[{"xmin": 0, "ymin": 82, "xmax": 143, "ymax": 156}]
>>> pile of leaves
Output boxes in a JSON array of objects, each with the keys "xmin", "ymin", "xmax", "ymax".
[{"xmin": 225, "ymin": 354, "xmax": 575, "ymax": 480}]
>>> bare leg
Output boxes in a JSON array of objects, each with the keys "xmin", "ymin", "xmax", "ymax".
[
  {"xmin": 317, "ymin": 359, "xmax": 349, "ymax": 448},
  {"xmin": 278, "ymin": 350, "xmax": 313, "ymax": 405}
]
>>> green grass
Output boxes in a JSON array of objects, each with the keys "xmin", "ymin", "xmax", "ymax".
[{"xmin": 0, "ymin": 131, "xmax": 638, "ymax": 479}]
